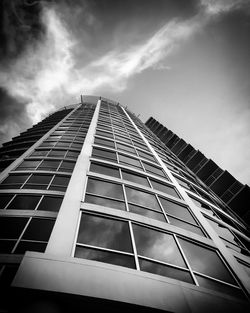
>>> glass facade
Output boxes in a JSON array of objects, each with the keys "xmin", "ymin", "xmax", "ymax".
[{"xmin": 0, "ymin": 97, "xmax": 249, "ymax": 312}]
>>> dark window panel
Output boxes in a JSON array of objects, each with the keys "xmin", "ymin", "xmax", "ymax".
[
  {"xmin": 137, "ymin": 150, "xmax": 156, "ymax": 162},
  {"xmin": 139, "ymin": 259, "xmax": 193, "ymax": 284},
  {"xmin": 77, "ymin": 214, "xmax": 133, "ymax": 253},
  {"xmin": 7, "ymin": 195, "xmax": 41, "ymax": 210},
  {"xmin": 0, "ymin": 217, "xmax": 29, "ymax": 239},
  {"xmin": 133, "ymin": 224, "xmax": 186, "ymax": 267},
  {"xmin": 0, "ymin": 195, "xmax": 14, "ymax": 209},
  {"xmin": 122, "ymin": 170, "xmax": 149, "ymax": 187},
  {"xmin": 126, "ymin": 187, "xmax": 161, "ymax": 211},
  {"xmin": 178, "ymin": 238, "xmax": 236, "ymax": 284},
  {"xmin": 75, "ymin": 246, "xmax": 135, "ymax": 269},
  {"xmin": 47, "ymin": 150, "xmax": 66, "ymax": 158},
  {"xmin": 37, "ymin": 160, "xmax": 60, "ymax": 171},
  {"xmin": 59, "ymin": 161, "xmax": 75, "ymax": 172},
  {"xmin": 143, "ymin": 162, "xmax": 166, "ymax": 178},
  {"xmin": 89, "ymin": 162, "xmax": 120, "ymax": 178},
  {"xmin": 16, "ymin": 160, "xmax": 40, "ymax": 170},
  {"xmin": 128, "ymin": 204, "xmax": 166, "ymax": 222},
  {"xmin": 168, "ymin": 217, "xmax": 204, "ymax": 236},
  {"xmin": 65, "ymin": 151, "xmax": 79, "ymax": 159},
  {"xmin": 116, "ymin": 143, "xmax": 136, "ymax": 155},
  {"xmin": 92, "ymin": 148, "xmax": 117, "ymax": 162},
  {"xmin": 30, "ymin": 150, "xmax": 49, "ymax": 157},
  {"xmin": 94, "ymin": 137, "xmax": 115, "ymax": 149},
  {"xmin": 151, "ymin": 180, "xmax": 180, "ymax": 199},
  {"xmin": 22, "ymin": 218, "xmax": 55, "ymax": 241},
  {"xmin": 37, "ymin": 196, "xmax": 63, "ymax": 212},
  {"xmin": 25, "ymin": 174, "xmax": 53, "ymax": 185},
  {"xmin": 14, "ymin": 241, "xmax": 47, "ymax": 254},
  {"xmin": 95, "ymin": 130, "xmax": 114, "ymax": 139},
  {"xmin": 119, "ymin": 154, "xmax": 142, "ymax": 169},
  {"xmin": 0, "ymin": 240, "xmax": 16, "ymax": 253},
  {"xmin": 159, "ymin": 198, "xmax": 196, "ymax": 224},
  {"xmin": 85, "ymin": 194, "xmax": 126, "ymax": 211},
  {"xmin": 87, "ymin": 178, "xmax": 124, "ymax": 200}
]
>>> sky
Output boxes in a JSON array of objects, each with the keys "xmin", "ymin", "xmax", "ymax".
[{"xmin": 0, "ymin": 0, "xmax": 250, "ymax": 185}]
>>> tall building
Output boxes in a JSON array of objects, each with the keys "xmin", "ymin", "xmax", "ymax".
[
  {"xmin": 145, "ymin": 117, "xmax": 250, "ymax": 225},
  {"xmin": 0, "ymin": 96, "xmax": 250, "ymax": 312}
]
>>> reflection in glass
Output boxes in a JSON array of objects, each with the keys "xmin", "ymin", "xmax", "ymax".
[
  {"xmin": 122, "ymin": 171, "xmax": 149, "ymax": 187},
  {"xmin": 159, "ymin": 198, "xmax": 196, "ymax": 224},
  {"xmin": 23, "ymin": 218, "xmax": 55, "ymax": 241},
  {"xmin": 139, "ymin": 259, "xmax": 193, "ymax": 284},
  {"xmin": 168, "ymin": 217, "xmax": 204, "ymax": 236},
  {"xmin": 85, "ymin": 194, "xmax": 126, "ymax": 210},
  {"xmin": 77, "ymin": 214, "xmax": 132, "ymax": 252},
  {"xmin": 75, "ymin": 246, "xmax": 135, "ymax": 269},
  {"xmin": 133, "ymin": 224, "xmax": 186, "ymax": 267},
  {"xmin": 0, "ymin": 217, "xmax": 29, "ymax": 239},
  {"xmin": 90, "ymin": 162, "xmax": 120, "ymax": 178},
  {"xmin": 129, "ymin": 204, "xmax": 165, "ymax": 222},
  {"xmin": 143, "ymin": 163, "xmax": 165, "ymax": 177},
  {"xmin": 87, "ymin": 178, "xmax": 124, "ymax": 200},
  {"xmin": 7, "ymin": 195, "xmax": 40, "ymax": 210},
  {"xmin": 119, "ymin": 154, "xmax": 142, "ymax": 169},
  {"xmin": 92, "ymin": 147, "xmax": 117, "ymax": 161},
  {"xmin": 37, "ymin": 196, "xmax": 63, "ymax": 212},
  {"xmin": 126, "ymin": 187, "xmax": 161, "ymax": 211},
  {"xmin": 178, "ymin": 238, "xmax": 236, "ymax": 284},
  {"xmin": 151, "ymin": 180, "xmax": 180, "ymax": 198}
]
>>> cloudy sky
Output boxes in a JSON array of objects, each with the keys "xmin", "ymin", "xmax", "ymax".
[{"xmin": 0, "ymin": 0, "xmax": 250, "ymax": 185}]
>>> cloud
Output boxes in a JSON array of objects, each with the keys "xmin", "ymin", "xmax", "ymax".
[
  {"xmin": 201, "ymin": 0, "xmax": 250, "ymax": 14},
  {"xmin": 0, "ymin": 0, "xmax": 249, "ymax": 137}
]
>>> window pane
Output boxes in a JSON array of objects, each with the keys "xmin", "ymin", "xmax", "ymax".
[
  {"xmin": 139, "ymin": 259, "xmax": 193, "ymax": 284},
  {"xmin": 116, "ymin": 143, "xmax": 136, "ymax": 154},
  {"xmin": 129, "ymin": 204, "xmax": 165, "ymax": 222},
  {"xmin": 37, "ymin": 160, "xmax": 60, "ymax": 171},
  {"xmin": 26, "ymin": 174, "xmax": 53, "ymax": 185},
  {"xmin": 133, "ymin": 224, "xmax": 186, "ymax": 267},
  {"xmin": 96, "ymin": 130, "xmax": 113, "ymax": 139},
  {"xmin": 66, "ymin": 151, "xmax": 79, "ymax": 159},
  {"xmin": 90, "ymin": 162, "xmax": 120, "ymax": 178},
  {"xmin": 37, "ymin": 196, "xmax": 63, "ymax": 212},
  {"xmin": 77, "ymin": 214, "xmax": 133, "ymax": 252},
  {"xmin": 126, "ymin": 187, "xmax": 161, "ymax": 211},
  {"xmin": 0, "ymin": 240, "xmax": 16, "ymax": 253},
  {"xmin": 14, "ymin": 241, "xmax": 47, "ymax": 254},
  {"xmin": 178, "ymin": 238, "xmax": 236, "ymax": 284},
  {"xmin": 122, "ymin": 171, "xmax": 149, "ymax": 187},
  {"xmin": 22, "ymin": 219, "xmax": 55, "ymax": 241},
  {"xmin": 47, "ymin": 150, "xmax": 66, "ymax": 157},
  {"xmin": 85, "ymin": 194, "xmax": 126, "ymax": 210},
  {"xmin": 30, "ymin": 150, "xmax": 48, "ymax": 157},
  {"xmin": 50, "ymin": 176, "xmax": 70, "ymax": 186},
  {"xmin": 0, "ymin": 217, "xmax": 29, "ymax": 239},
  {"xmin": 92, "ymin": 148, "xmax": 117, "ymax": 162},
  {"xmin": 94, "ymin": 137, "xmax": 115, "ymax": 149},
  {"xmin": 159, "ymin": 198, "xmax": 196, "ymax": 224},
  {"xmin": 7, "ymin": 195, "xmax": 41, "ymax": 210},
  {"xmin": 143, "ymin": 163, "xmax": 166, "ymax": 177},
  {"xmin": 0, "ymin": 195, "xmax": 13, "ymax": 209},
  {"xmin": 87, "ymin": 178, "xmax": 124, "ymax": 200},
  {"xmin": 16, "ymin": 160, "xmax": 40, "ymax": 170},
  {"xmin": 0, "ymin": 174, "xmax": 29, "ymax": 185},
  {"xmin": 168, "ymin": 217, "xmax": 204, "ymax": 236},
  {"xmin": 119, "ymin": 154, "xmax": 142, "ymax": 169},
  {"xmin": 151, "ymin": 180, "xmax": 180, "ymax": 198},
  {"xmin": 137, "ymin": 150, "xmax": 156, "ymax": 162},
  {"xmin": 59, "ymin": 161, "xmax": 75, "ymax": 172},
  {"xmin": 75, "ymin": 246, "xmax": 135, "ymax": 269}
]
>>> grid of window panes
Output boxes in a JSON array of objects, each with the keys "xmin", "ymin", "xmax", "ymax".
[
  {"xmin": 127, "ymin": 110, "xmax": 250, "ymax": 259},
  {"xmin": 74, "ymin": 211, "xmax": 245, "ymax": 299},
  {"xmin": 0, "ymin": 104, "xmax": 95, "ymax": 258}
]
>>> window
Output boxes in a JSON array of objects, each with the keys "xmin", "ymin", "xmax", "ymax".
[
  {"xmin": 7, "ymin": 195, "xmax": 41, "ymax": 210},
  {"xmin": 22, "ymin": 218, "xmax": 55, "ymax": 241},
  {"xmin": 37, "ymin": 160, "xmax": 60, "ymax": 171},
  {"xmin": 0, "ymin": 195, "xmax": 13, "ymax": 209},
  {"xmin": 116, "ymin": 143, "xmax": 136, "ymax": 155},
  {"xmin": 0, "ymin": 217, "xmax": 29, "ymax": 239},
  {"xmin": 65, "ymin": 151, "xmax": 79, "ymax": 159},
  {"xmin": 58, "ymin": 161, "xmax": 75, "ymax": 173},
  {"xmin": 49, "ymin": 176, "xmax": 70, "ymax": 191},
  {"xmin": 178, "ymin": 238, "xmax": 236, "ymax": 284},
  {"xmin": 47, "ymin": 150, "xmax": 66, "ymax": 158},
  {"xmin": 126, "ymin": 187, "xmax": 161, "ymax": 211},
  {"xmin": 94, "ymin": 137, "xmax": 115, "ymax": 149},
  {"xmin": 119, "ymin": 154, "xmax": 142, "ymax": 169},
  {"xmin": 75, "ymin": 214, "xmax": 135, "ymax": 269},
  {"xmin": 137, "ymin": 150, "xmax": 156, "ymax": 162},
  {"xmin": 0, "ymin": 174, "xmax": 29, "ymax": 189},
  {"xmin": 150, "ymin": 180, "xmax": 181, "ymax": 199},
  {"xmin": 16, "ymin": 160, "xmax": 40, "ymax": 171},
  {"xmin": 89, "ymin": 162, "xmax": 120, "ymax": 178},
  {"xmin": 143, "ymin": 162, "xmax": 166, "ymax": 178},
  {"xmin": 30, "ymin": 150, "xmax": 49, "ymax": 157},
  {"xmin": 92, "ymin": 147, "xmax": 117, "ymax": 162},
  {"xmin": 95, "ymin": 130, "xmax": 114, "ymax": 139},
  {"xmin": 23, "ymin": 174, "xmax": 53, "ymax": 189},
  {"xmin": 121, "ymin": 170, "xmax": 149, "ymax": 187},
  {"xmin": 37, "ymin": 196, "xmax": 63, "ymax": 212}
]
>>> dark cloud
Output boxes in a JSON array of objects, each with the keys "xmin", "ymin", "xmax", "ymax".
[{"xmin": 0, "ymin": 88, "xmax": 32, "ymax": 145}]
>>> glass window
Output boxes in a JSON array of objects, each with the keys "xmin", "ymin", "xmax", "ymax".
[
  {"xmin": 14, "ymin": 241, "xmax": 47, "ymax": 254},
  {"xmin": 137, "ymin": 150, "xmax": 156, "ymax": 162},
  {"xmin": 0, "ymin": 194, "xmax": 13, "ymax": 209},
  {"xmin": 150, "ymin": 180, "xmax": 181, "ymax": 199},
  {"xmin": 159, "ymin": 198, "xmax": 196, "ymax": 224},
  {"xmin": 30, "ymin": 150, "xmax": 48, "ymax": 157},
  {"xmin": 89, "ymin": 162, "xmax": 120, "ymax": 178},
  {"xmin": 37, "ymin": 196, "xmax": 63, "ymax": 212},
  {"xmin": 7, "ymin": 195, "xmax": 40, "ymax": 210},
  {"xmin": 16, "ymin": 160, "xmax": 40, "ymax": 170},
  {"xmin": 139, "ymin": 259, "xmax": 193, "ymax": 283},
  {"xmin": 116, "ymin": 143, "xmax": 136, "ymax": 154},
  {"xmin": 0, "ymin": 174, "xmax": 29, "ymax": 189},
  {"xmin": 122, "ymin": 170, "xmax": 149, "ymax": 187},
  {"xmin": 143, "ymin": 162, "xmax": 166, "ymax": 178},
  {"xmin": 75, "ymin": 246, "xmax": 135, "ymax": 268},
  {"xmin": 86, "ymin": 178, "xmax": 124, "ymax": 200},
  {"xmin": 128, "ymin": 204, "xmax": 166, "ymax": 222},
  {"xmin": 56, "ymin": 142, "xmax": 71, "ymax": 148},
  {"xmin": 178, "ymin": 238, "xmax": 236, "ymax": 284},
  {"xmin": 77, "ymin": 214, "xmax": 133, "ymax": 253},
  {"xmin": 0, "ymin": 217, "xmax": 29, "ymax": 239},
  {"xmin": 92, "ymin": 147, "xmax": 117, "ymax": 162},
  {"xmin": 47, "ymin": 150, "xmax": 66, "ymax": 158},
  {"xmin": 94, "ymin": 137, "xmax": 115, "ymax": 149},
  {"xmin": 37, "ymin": 160, "xmax": 60, "ymax": 171},
  {"xmin": 168, "ymin": 217, "xmax": 204, "ymax": 236},
  {"xmin": 133, "ymin": 224, "xmax": 186, "ymax": 267},
  {"xmin": 126, "ymin": 187, "xmax": 161, "ymax": 211},
  {"xmin": 23, "ymin": 174, "xmax": 53, "ymax": 189},
  {"xmin": 115, "ymin": 135, "xmax": 132, "ymax": 144},
  {"xmin": 85, "ymin": 194, "xmax": 126, "ymax": 210},
  {"xmin": 0, "ymin": 240, "xmax": 16, "ymax": 253},
  {"xmin": 49, "ymin": 176, "xmax": 70, "ymax": 191},
  {"xmin": 58, "ymin": 161, "xmax": 75, "ymax": 172},
  {"xmin": 96, "ymin": 130, "xmax": 114, "ymax": 139},
  {"xmin": 65, "ymin": 151, "xmax": 79, "ymax": 159},
  {"xmin": 22, "ymin": 218, "xmax": 55, "ymax": 241},
  {"xmin": 119, "ymin": 154, "xmax": 142, "ymax": 169}
]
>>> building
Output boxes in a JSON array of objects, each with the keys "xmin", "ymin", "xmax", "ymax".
[
  {"xmin": 145, "ymin": 117, "xmax": 250, "ymax": 225},
  {"xmin": 0, "ymin": 96, "xmax": 250, "ymax": 312}
]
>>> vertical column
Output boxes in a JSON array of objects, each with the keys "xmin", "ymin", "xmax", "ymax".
[{"xmin": 45, "ymin": 100, "xmax": 101, "ymax": 256}]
